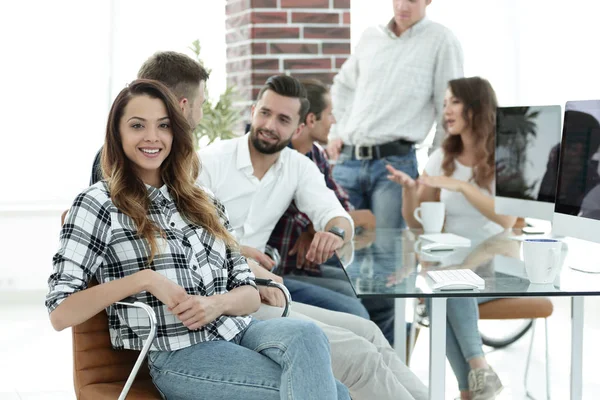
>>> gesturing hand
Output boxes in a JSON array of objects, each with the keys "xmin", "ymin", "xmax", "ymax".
[
  {"xmin": 386, "ymin": 164, "xmax": 417, "ymax": 188},
  {"xmin": 419, "ymin": 176, "xmax": 464, "ymax": 192},
  {"xmin": 241, "ymin": 245, "xmax": 276, "ymax": 270},
  {"xmin": 170, "ymin": 295, "xmax": 223, "ymax": 331},
  {"xmin": 306, "ymin": 231, "xmax": 344, "ymax": 265}
]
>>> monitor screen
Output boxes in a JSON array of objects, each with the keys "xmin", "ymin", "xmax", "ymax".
[
  {"xmin": 495, "ymin": 105, "xmax": 562, "ymax": 219},
  {"xmin": 554, "ymin": 100, "xmax": 600, "ymax": 219}
]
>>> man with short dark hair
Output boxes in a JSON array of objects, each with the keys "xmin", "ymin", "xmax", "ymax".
[
  {"xmin": 89, "ymin": 51, "xmax": 208, "ymax": 184},
  {"xmin": 264, "ymin": 79, "xmax": 404, "ymax": 343},
  {"xmin": 267, "ymin": 79, "xmax": 375, "ymax": 275},
  {"xmin": 198, "ymin": 74, "xmax": 355, "ymax": 293},
  {"xmin": 198, "ymin": 74, "xmax": 427, "ymax": 400}
]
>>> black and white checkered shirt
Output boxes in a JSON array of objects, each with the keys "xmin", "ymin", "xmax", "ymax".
[{"xmin": 46, "ymin": 182, "xmax": 256, "ymax": 351}]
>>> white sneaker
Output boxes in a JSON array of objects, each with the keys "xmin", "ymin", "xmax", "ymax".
[{"xmin": 468, "ymin": 367, "xmax": 503, "ymax": 400}]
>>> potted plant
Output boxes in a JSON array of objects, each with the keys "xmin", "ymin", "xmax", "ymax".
[{"xmin": 188, "ymin": 39, "xmax": 242, "ymax": 149}]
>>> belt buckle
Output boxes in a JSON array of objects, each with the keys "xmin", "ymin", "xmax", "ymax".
[{"xmin": 354, "ymin": 145, "xmax": 373, "ymax": 160}]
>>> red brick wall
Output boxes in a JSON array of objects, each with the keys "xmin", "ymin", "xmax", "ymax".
[{"xmin": 225, "ymin": 0, "xmax": 351, "ymax": 120}]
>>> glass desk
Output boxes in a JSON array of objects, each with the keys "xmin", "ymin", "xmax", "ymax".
[{"xmin": 336, "ymin": 228, "xmax": 600, "ymax": 400}]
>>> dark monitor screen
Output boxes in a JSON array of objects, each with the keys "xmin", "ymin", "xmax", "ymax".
[
  {"xmin": 554, "ymin": 100, "xmax": 600, "ymax": 219},
  {"xmin": 495, "ymin": 105, "xmax": 562, "ymax": 203}
]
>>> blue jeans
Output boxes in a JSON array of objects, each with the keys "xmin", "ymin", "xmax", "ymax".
[
  {"xmin": 426, "ymin": 297, "xmax": 494, "ymax": 391},
  {"xmin": 333, "ymin": 150, "xmax": 419, "ymax": 229},
  {"xmin": 148, "ymin": 318, "xmax": 350, "ymax": 400},
  {"xmin": 283, "ymin": 277, "xmax": 370, "ymax": 319}
]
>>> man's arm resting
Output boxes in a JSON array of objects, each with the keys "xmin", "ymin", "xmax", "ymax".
[{"xmin": 325, "ymin": 216, "xmax": 353, "ymax": 243}]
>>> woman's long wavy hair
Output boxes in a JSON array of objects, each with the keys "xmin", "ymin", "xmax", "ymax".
[
  {"xmin": 101, "ymin": 79, "xmax": 237, "ymax": 264},
  {"xmin": 441, "ymin": 77, "xmax": 498, "ymax": 191}
]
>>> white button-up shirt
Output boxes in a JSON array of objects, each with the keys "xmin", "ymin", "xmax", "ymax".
[
  {"xmin": 198, "ymin": 135, "xmax": 354, "ymax": 252},
  {"xmin": 330, "ymin": 17, "xmax": 464, "ymax": 148}
]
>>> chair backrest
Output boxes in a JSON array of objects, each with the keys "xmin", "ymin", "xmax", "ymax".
[
  {"xmin": 72, "ymin": 293, "xmax": 152, "ymax": 395},
  {"xmin": 479, "ymin": 297, "xmax": 553, "ymax": 320},
  {"xmin": 61, "ymin": 210, "xmax": 153, "ymax": 397}
]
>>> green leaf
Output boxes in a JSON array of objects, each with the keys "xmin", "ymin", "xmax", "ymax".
[{"xmin": 190, "ymin": 39, "xmax": 242, "ymax": 149}]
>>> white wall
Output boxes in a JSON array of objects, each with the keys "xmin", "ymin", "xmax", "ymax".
[
  {"xmin": 0, "ymin": 0, "xmax": 226, "ymax": 210},
  {"xmin": 0, "ymin": 1, "xmax": 112, "ymax": 210},
  {"xmin": 0, "ymin": 0, "xmax": 227, "ymax": 291}
]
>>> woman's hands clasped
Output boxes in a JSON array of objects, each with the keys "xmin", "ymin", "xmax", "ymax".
[{"xmin": 148, "ymin": 270, "xmax": 223, "ymax": 331}]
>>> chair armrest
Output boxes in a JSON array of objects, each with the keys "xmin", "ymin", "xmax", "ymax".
[
  {"xmin": 114, "ymin": 298, "xmax": 158, "ymax": 400},
  {"xmin": 264, "ymin": 245, "xmax": 282, "ymax": 275},
  {"xmin": 255, "ymin": 278, "xmax": 292, "ymax": 317}
]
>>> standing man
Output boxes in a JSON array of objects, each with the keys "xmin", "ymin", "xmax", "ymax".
[{"xmin": 328, "ymin": 0, "xmax": 464, "ymax": 228}]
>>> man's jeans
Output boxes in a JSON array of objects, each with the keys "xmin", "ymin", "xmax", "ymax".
[
  {"xmin": 333, "ymin": 150, "xmax": 419, "ymax": 229},
  {"xmin": 331, "ymin": 150, "xmax": 419, "ymax": 343},
  {"xmin": 284, "ymin": 277, "xmax": 370, "ymax": 319},
  {"xmin": 148, "ymin": 318, "xmax": 350, "ymax": 400}
]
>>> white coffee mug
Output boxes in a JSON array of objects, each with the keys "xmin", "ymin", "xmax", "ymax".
[
  {"xmin": 522, "ymin": 239, "xmax": 566, "ymax": 284},
  {"xmin": 413, "ymin": 202, "xmax": 445, "ymax": 233}
]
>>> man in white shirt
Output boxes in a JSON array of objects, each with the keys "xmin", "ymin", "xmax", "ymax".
[
  {"xmin": 197, "ymin": 76, "xmax": 433, "ymax": 399},
  {"xmin": 198, "ymin": 75, "xmax": 370, "ymax": 318},
  {"xmin": 327, "ymin": 0, "xmax": 464, "ymax": 229}
]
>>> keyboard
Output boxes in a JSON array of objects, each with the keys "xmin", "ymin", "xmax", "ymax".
[{"xmin": 427, "ymin": 269, "xmax": 485, "ymax": 291}]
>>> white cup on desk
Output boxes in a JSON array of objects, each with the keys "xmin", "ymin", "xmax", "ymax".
[
  {"xmin": 413, "ymin": 202, "xmax": 445, "ymax": 233},
  {"xmin": 522, "ymin": 238, "xmax": 566, "ymax": 284}
]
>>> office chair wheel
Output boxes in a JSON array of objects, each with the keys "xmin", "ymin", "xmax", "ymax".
[{"xmin": 479, "ymin": 319, "xmax": 534, "ymax": 349}]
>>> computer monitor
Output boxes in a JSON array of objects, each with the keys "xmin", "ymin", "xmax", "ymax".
[
  {"xmin": 495, "ymin": 105, "xmax": 562, "ymax": 220},
  {"xmin": 553, "ymin": 100, "xmax": 600, "ymax": 247}
]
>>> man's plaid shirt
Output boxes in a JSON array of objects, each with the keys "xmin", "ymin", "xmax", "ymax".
[
  {"xmin": 267, "ymin": 144, "xmax": 354, "ymax": 275},
  {"xmin": 46, "ymin": 182, "xmax": 256, "ymax": 352}
]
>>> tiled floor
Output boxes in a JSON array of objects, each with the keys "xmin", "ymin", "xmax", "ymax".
[{"xmin": 1, "ymin": 293, "xmax": 599, "ymax": 399}]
